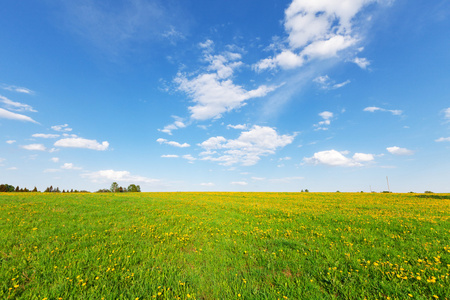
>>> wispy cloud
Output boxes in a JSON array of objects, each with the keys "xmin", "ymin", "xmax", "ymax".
[
  {"xmin": 386, "ymin": 146, "xmax": 414, "ymax": 155},
  {"xmin": 51, "ymin": 124, "xmax": 72, "ymax": 132},
  {"xmin": 199, "ymin": 125, "xmax": 295, "ymax": 166},
  {"xmin": 159, "ymin": 117, "xmax": 186, "ymax": 135},
  {"xmin": 21, "ymin": 144, "xmax": 47, "ymax": 151},
  {"xmin": 0, "ymin": 108, "xmax": 38, "ymax": 124},
  {"xmin": 443, "ymin": 107, "xmax": 450, "ymax": 120},
  {"xmin": 6, "ymin": 140, "xmax": 16, "ymax": 144},
  {"xmin": 156, "ymin": 138, "xmax": 190, "ymax": 148},
  {"xmin": 82, "ymin": 169, "xmax": 159, "ymax": 184},
  {"xmin": 1, "ymin": 84, "xmax": 34, "ymax": 94},
  {"xmin": 61, "ymin": 163, "xmax": 82, "ymax": 170},
  {"xmin": 54, "ymin": 138, "xmax": 109, "ymax": 151},
  {"xmin": 231, "ymin": 181, "xmax": 248, "ymax": 186},
  {"xmin": 313, "ymin": 75, "xmax": 350, "ymax": 90},
  {"xmin": 0, "ymin": 95, "xmax": 36, "ymax": 112},
  {"xmin": 435, "ymin": 137, "xmax": 450, "ymax": 142},
  {"xmin": 32, "ymin": 133, "xmax": 60, "ymax": 139},
  {"xmin": 161, "ymin": 154, "xmax": 179, "ymax": 158},
  {"xmin": 57, "ymin": 0, "xmax": 187, "ymax": 58},
  {"xmin": 363, "ymin": 106, "xmax": 403, "ymax": 116}
]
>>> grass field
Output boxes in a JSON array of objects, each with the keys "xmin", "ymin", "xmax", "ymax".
[{"xmin": 1, "ymin": 192, "xmax": 449, "ymax": 299}]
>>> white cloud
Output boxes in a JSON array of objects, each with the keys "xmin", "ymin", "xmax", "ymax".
[
  {"xmin": 61, "ymin": 163, "xmax": 82, "ymax": 170},
  {"xmin": 435, "ymin": 137, "xmax": 450, "ymax": 142},
  {"xmin": 352, "ymin": 153, "xmax": 375, "ymax": 162},
  {"xmin": 44, "ymin": 169, "xmax": 61, "ymax": 173},
  {"xmin": 200, "ymin": 182, "xmax": 215, "ymax": 187},
  {"xmin": 82, "ymin": 169, "xmax": 159, "ymax": 184},
  {"xmin": 175, "ymin": 49, "xmax": 276, "ymax": 120},
  {"xmin": 6, "ymin": 140, "xmax": 16, "ymax": 144},
  {"xmin": 161, "ymin": 154, "xmax": 179, "ymax": 158},
  {"xmin": 0, "ymin": 95, "xmax": 36, "ymax": 112},
  {"xmin": 7, "ymin": 167, "xmax": 17, "ymax": 170},
  {"xmin": 51, "ymin": 157, "xmax": 60, "ymax": 162},
  {"xmin": 21, "ymin": 144, "xmax": 47, "ymax": 151},
  {"xmin": 182, "ymin": 154, "xmax": 196, "ymax": 161},
  {"xmin": 156, "ymin": 138, "xmax": 190, "ymax": 148},
  {"xmin": 159, "ymin": 117, "xmax": 186, "ymax": 135},
  {"xmin": 2, "ymin": 84, "xmax": 34, "ymax": 94},
  {"xmin": 256, "ymin": 0, "xmax": 375, "ymax": 70},
  {"xmin": 352, "ymin": 57, "xmax": 370, "ymax": 69},
  {"xmin": 0, "ymin": 158, "xmax": 5, "ymax": 165},
  {"xmin": 0, "ymin": 108, "xmax": 38, "ymax": 123},
  {"xmin": 314, "ymin": 111, "xmax": 334, "ymax": 130},
  {"xmin": 231, "ymin": 181, "xmax": 248, "ymax": 186},
  {"xmin": 443, "ymin": 108, "xmax": 450, "ymax": 120},
  {"xmin": 51, "ymin": 124, "xmax": 73, "ymax": 132},
  {"xmin": 227, "ymin": 124, "xmax": 248, "ymax": 130},
  {"xmin": 199, "ymin": 125, "xmax": 295, "ymax": 166},
  {"xmin": 32, "ymin": 133, "xmax": 60, "ymax": 139},
  {"xmin": 386, "ymin": 146, "xmax": 414, "ymax": 155},
  {"xmin": 363, "ymin": 106, "xmax": 403, "ymax": 115},
  {"xmin": 304, "ymin": 149, "xmax": 375, "ymax": 167},
  {"xmin": 314, "ymin": 75, "xmax": 350, "ymax": 90},
  {"xmin": 54, "ymin": 138, "xmax": 109, "ymax": 151}
]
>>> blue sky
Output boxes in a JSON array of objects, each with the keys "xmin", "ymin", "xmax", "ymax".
[{"xmin": 1, "ymin": 0, "xmax": 449, "ymax": 192}]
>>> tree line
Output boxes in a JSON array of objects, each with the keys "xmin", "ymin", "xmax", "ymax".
[{"xmin": 0, "ymin": 182, "xmax": 141, "ymax": 193}]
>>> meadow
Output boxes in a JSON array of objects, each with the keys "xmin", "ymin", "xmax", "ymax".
[{"xmin": 0, "ymin": 192, "xmax": 449, "ymax": 300}]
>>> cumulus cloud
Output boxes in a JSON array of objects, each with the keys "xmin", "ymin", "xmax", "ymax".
[
  {"xmin": 199, "ymin": 125, "xmax": 295, "ymax": 166},
  {"xmin": 314, "ymin": 111, "xmax": 334, "ymax": 130},
  {"xmin": 0, "ymin": 108, "xmax": 38, "ymax": 123},
  {"xmin": 255, "ymin": 0, "xmax": 376, "ymax": 71},
  {"xmin": 0, "ymin": 95, "xmax": 36, "ymax": 112},
  {"xmin": 175, "ymin": 46, "xmax": 276, "ymax": 120},
  {"xmin": 82, "ymin": 169, "xmax": 159, "ymax": 184},
  {"xmin": 32, "ymin": 133, "xmax": 60, "ymax": 139},
  {"xmin": 61, "ymin": 163, "xmax": 82, "ymax": 170},
  {"xmin": 51, "ymin": 124, "xmax": 73, "ymax": 132},
  {"xmin": 21, "ymin": 144, "xmax": 47, "ymax": 151},
  {"xmin": 352, "ymin": 57, "xmax": 370, "ymax": 69},
  {"xmin": 156, "ymin": 138, "xmax": 190, "ymax": 148},
  {"xmin": 51, "ymin": 157, "xmax": 60, "ymax": 162},
  {"xmin": 352, "ymin": 153, "xmax": 375, "ymax": 162},
  {"xmin": 314, "ymin": 75, "xmax": 350, "ymax": 90},
  {"xmin": 200, "ymin": 182, "xmax": 215, "ymax": 186},
  {"xmin": 386, "ymin": 146, "xmax": 414, "ymax": 155},
  {"xmin": 6, "ymin": 140, "xmax": 16, "ymax": 144},
  {"xmin": 304, "ymin": 149, "xmax": 374, "ymax": 167},
  {"xmin": 363, "ymin": 106, "xmax": 402, "ymax": 115},
  {"xmin": 54, "ymin": 138, "xmax": 109, "ymax": 151},
  {"xmin": 435, "ymin": 137, "xmax": 450, "ymax": 142}
]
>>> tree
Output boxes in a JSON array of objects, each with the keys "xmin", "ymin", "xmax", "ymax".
[
  {"xmin": 127, "ymin": 184, "xmax": 141, "ymax": 193},
  {"xmin": 32, "ymin": 187, "xmax": 38, "ymax": 192},
  {"xmin": 110, "ymin": 182, "xmax": 119, "ymax": 193}
]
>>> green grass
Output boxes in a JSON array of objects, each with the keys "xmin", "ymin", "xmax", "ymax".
[{"xmin": 0, "ymin": 192, "xmax": 449, "ymax": 299}]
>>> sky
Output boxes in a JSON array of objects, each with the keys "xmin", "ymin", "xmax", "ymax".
[{"xmin": 1, "ymin": 0, "xmax": 449, "ymax": 193}]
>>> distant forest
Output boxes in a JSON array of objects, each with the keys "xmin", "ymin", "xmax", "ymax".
[{"xmin": 0, "ymin": 182, "xmax": 140, "ymax": 193}]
